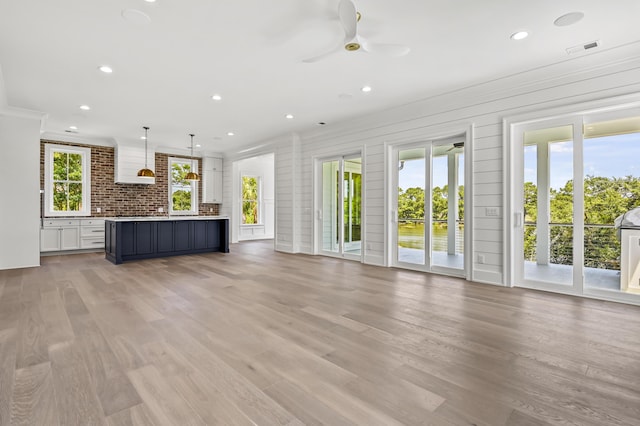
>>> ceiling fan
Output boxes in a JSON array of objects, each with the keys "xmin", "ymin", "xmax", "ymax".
[
  {"xmin": 446, "ymin": 142, "xmax": 465, "ymax": 152},
  {"xmin": 303, "ymin": 0, "xmax": 411, "ymax": 63}
]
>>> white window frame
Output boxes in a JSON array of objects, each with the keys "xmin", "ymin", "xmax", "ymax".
[
  {"xmin": 168, "ymin": 157, "xmax": 199, "ymax": 215},
  {"xmin": 241, "ymin": 174, "xmax": 262, "ymax": 225},
  {"xmin": 44, "ymin": 144, "xmax": 91, "ymax": 217}
]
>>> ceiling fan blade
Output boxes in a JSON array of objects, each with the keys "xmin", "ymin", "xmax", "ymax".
[
  {"xmin": 338, "ymin": 0, "xmax": 357, "ymax": 40},
  {"xmin": 361, "ymin": 40, "xmax": 410, "ymax": 57}
]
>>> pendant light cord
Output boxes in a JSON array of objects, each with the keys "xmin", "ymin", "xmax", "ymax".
[{"xmin": 143, "ymin": 126, "xmax": 149, "ymax": 168}]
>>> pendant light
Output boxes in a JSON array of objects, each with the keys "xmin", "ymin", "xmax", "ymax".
[
  {"xmin": 185, "ymin": 133, "xmax": 200, "ymax": 181},
  {"xmin": 137, "ymin": 126, "xmax": 155, "ymax": 177}
]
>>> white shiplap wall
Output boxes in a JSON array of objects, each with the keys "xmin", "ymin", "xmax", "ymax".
[{"xmin": 271, "ymin": 44, "xmax": 640, "ymax": 286}]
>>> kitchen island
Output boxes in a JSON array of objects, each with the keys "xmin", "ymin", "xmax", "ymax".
[{"xmin": 105, "ymin": 216, "xmax": 229, "ymax": 264}]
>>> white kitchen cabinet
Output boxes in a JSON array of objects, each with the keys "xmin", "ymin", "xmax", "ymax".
[
  {"xmin": 80, "ymin": 219, "xmax": 106, "ymax": 249},
  {"xmin": 40, "ymin": 227, "xmax": 62, "ymax": 252},
  {"xmin": 40, "ymin": 218, "xmax": 106, "ymax": 252},
  {"xmin": 202, "ymin": 157, "xmax": 223, "ymax": 203},
  {"xmin": 41, "ymin": 219, "xmax": 80, "ymax": 252}
]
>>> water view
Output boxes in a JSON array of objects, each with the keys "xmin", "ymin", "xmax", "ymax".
[{"xmin": 398, "ymin": 222, "xmax": 464, "ymax": 253}]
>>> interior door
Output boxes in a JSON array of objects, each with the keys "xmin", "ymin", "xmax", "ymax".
[{"xmin": 318, "ymin": 155, "xmax": 362, "ymax": 260}]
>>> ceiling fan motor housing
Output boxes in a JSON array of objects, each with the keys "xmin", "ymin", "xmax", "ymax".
[{"xmin": 345, "ymin": 42, "xmax": 361, "ymax": 51}]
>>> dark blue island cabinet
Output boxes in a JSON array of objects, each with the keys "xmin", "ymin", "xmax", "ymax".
[{"xmin": 105, "ymin": 218, "xmax": 229, "ymax": 264}]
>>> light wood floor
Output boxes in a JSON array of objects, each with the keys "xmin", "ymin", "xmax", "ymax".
[{"xmin": 1, "ymin": 240, "xmax": 640, "ymax": 425}]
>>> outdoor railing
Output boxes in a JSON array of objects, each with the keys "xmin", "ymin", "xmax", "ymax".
[{"xmin": 524, "ymin": 222, "xmax": 620, "ymax": 270}]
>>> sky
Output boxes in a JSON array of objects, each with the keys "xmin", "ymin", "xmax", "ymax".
[
  {"xmin": 525, "ymin": 132, "xmax": 640, "ymax": 189},
  {"xmin": 399, "ymin": 155, "xmax": 464, "ymax": 190},
  {"xmin": 398, "ymin": 132, "xmax": 640, "ymax": 191}
]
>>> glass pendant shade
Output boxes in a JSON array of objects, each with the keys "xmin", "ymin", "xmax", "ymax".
[{"xmin": 137, "ymin": 126, "xmax": 155, "ymax": 177}]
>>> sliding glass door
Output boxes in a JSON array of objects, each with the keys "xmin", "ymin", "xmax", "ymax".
[
  {"xmin": 392, "ymin": 138, "xmax": 465, "ymax": 275},
  {"xmin": 512, "ymin": 109, "xmax": 640, "ymax": 302},
  {"xmin": 318, "ymin": 155, "xmax": 362, "ymax": 260}
]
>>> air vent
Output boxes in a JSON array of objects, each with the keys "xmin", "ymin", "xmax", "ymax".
[
  {"xmin": 64, "ymin": 130, "xmax": 78, "ymax": 134},
  {"xmin": 566, "ymin": 40, "xmax": 600, "ymax": 55}
]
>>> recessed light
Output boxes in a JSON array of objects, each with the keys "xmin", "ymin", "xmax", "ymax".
[
  {"xmin": 510, "ymin": 31, "xmax": 529, "ymax": 40},
  {"xmin": 195, "ymin": 144, "xmax": 201, "ymax": 148},
  {"xmin": 554, "ymin": 12, "xmax": 584, "ymax": 27},
  {"xmin": 69, "ymin": 126, "xmax": 78, "ymax": 130},
  {"xmin": 98, "ymin": 65, "xmax": 113, "ymax": 73},
  {"xmin": 227, "ymin": 132, "xmax": 235, "ymax": 136},
  {"xmin": 144, "ymin": 0, "xmax": 156, "ymax": 3},
  {"xmin": 211, "ymin": 94, "xmax": 222, "ymax": 101},
  {"xmin": 285, "ymin": 114, "xmax": 294, "ymax": 119},
  {"xmin": 140, "ymin": 136, "xmax": 147, "ymax": 140},
  {"xmin": 361, "ymin": 86, "xmax": 372, "ymax": 93},
  {"xmin": 79, "ymin": 105, "xmax": 91, "ymax": 110}
]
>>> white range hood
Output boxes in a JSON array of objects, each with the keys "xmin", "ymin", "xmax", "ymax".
[{"xmin": 114, "ymin": 142, "xmax": 156, "ymax": 184}]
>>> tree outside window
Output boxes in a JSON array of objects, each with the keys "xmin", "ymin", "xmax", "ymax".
[
  {"xmin": 53, "ymin": 152, "xmax": 83, "ymax": 211},
  {"xmin": 169, "ymin": 158, "xmax": 198, "ymax": 214},
  {"xmin": 242, "ymin": 176, "xmax": 259, "ymax": 224},
  {"xmin": 45, "ymin": 144, "xmax": 91, "ymax": 216}
]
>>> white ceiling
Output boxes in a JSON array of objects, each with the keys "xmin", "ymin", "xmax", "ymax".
[{"xmin": 1, "ymin": 0, "xmax": 639, "ymax": 154}]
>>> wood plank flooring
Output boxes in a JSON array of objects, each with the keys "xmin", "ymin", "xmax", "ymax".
[{"xmin": 1, "ymin": 240, "xmax": 639, "ymax": 425}]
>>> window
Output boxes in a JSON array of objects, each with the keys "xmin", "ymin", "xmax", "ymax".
[
  {"xmin": 44, "ymin": 144, "xmax": 91, "ymax": 216},
  {"xmin": 169, "ymin": 157, "xmax": 198, "ymax": 215},
  {"xmin": 242, "ymin": 176, "xmax": 260, "ymax": 224}
]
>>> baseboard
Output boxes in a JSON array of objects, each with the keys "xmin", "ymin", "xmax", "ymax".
[
  {"xmin": 275, "ymin": 243, "xmax": 294, "ymax": 253},
  {"xmin": 471, "ymin": 269, "xmax": 504, "ymax": 286},
  {"xmin": 364, "ymin": 254, "xmax": 385, "ymax": 267}
]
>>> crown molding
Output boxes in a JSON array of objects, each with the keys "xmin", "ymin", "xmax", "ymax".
[
  {"xmin": 0, "ymin": 106, "xmax": 47, "ymax": 121},
  {"xmin": 40, "ymin": 131, "xmax": 116, "ymax": 147}
]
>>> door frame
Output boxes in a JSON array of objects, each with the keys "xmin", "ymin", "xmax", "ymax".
[
  {"xmin": 313, "ymin": 148, "xmax": 365, "ymax": 262},
  {"xmin": 504, "ymin": 93, "xmax": 640, "ymax": 305},
  {"xmin": 386, "ymin": 125, "xmax": 473, "ymax": 280},
  {"xmin": 510, "ymin": 116, "xmax": 584, "ymax": 297}
]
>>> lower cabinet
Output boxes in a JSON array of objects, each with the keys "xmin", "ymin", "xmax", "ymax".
[
  {"xmin": 41, "ymin": 218, "xmax": 106, "ymax": 253},
  {"xmin": 40, "ymin": 219, "xmax": 80, "ymax": 252},
  {"xmin": 40, "ymin": 227, "xmax": 63, "ymax": 252},
  {"xmin": 105, "ymin": 219, "xmax": 229, "ymax": 264},
  {"xmin": 157, "ymin": 222, "xmax": 174, "ymax": 253}
]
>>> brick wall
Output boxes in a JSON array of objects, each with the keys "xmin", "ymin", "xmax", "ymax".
[{"xmin": 41, "ymin": 140, "xmax": 220, "ymax": 217}]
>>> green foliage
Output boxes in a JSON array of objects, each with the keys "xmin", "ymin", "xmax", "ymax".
[
  {"xmin": 523, "ymin": 175, "xmax": 640, "ymax": 269},
  {"xmin": 171, "ymin": 162, "xmax": 193, "ymax": 211},
  {"xmin": 344, "ymin": 173, "xmax": 362, "ymax": 241},
  {"xmin": 242, "ymin": 176, "xmax": 259, "ymax": 224},
  {"xmin": 398, "ymin": 187, "xmax": 425, "ymax": 220},
  {"xmin": 398, "ymin": 185, "xmax": 464, "ymax": 222},
  {"xmin": 52, "ymin": 152, "xmax": 83, "ymax": 211},
  {"xmin": 172, "ymin": 190, "xmax": 192, "ymax": 211}
]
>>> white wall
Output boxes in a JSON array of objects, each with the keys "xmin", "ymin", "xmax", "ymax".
[
  {"xmin": 0, "ymin": 110, "xmax": 44, "ymax": 270},
  {"xmin": 271, "ymin": 43, "xmax": 640, "ymax": 285},
  {"xmin": 231, "ymin": 153, "xmax": 275, "ymax": 242}
]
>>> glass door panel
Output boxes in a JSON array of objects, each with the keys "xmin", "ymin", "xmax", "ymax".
[
  {"xmin": 397, "ymin": 148, "xmax": 426, "ymax": 265},
  {"xmin": 583, "ymin": 115, "xmax": 640, "ymax": 294},
  {"xmin": 344, "ymin": 158, "xmax": 362, "ymax": 256},
  {"xmin": 321, "ymin": 160, "xmax": 340, "ymax": 254},
  {"xmin": 319, "ymin": 156, "xmax": 362, "ymax": 260},
  {"xmin": 431, "ymin": 142, "xmax": 464, "ymax": 270},
  {"xmin": 522, "ymin": 124, "xmax": 574, "ymax": 287}
]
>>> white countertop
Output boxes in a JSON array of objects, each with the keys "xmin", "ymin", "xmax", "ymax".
[{"xmin": 107, "ymin": 216, "xmax": 229, "ymax": 222}]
